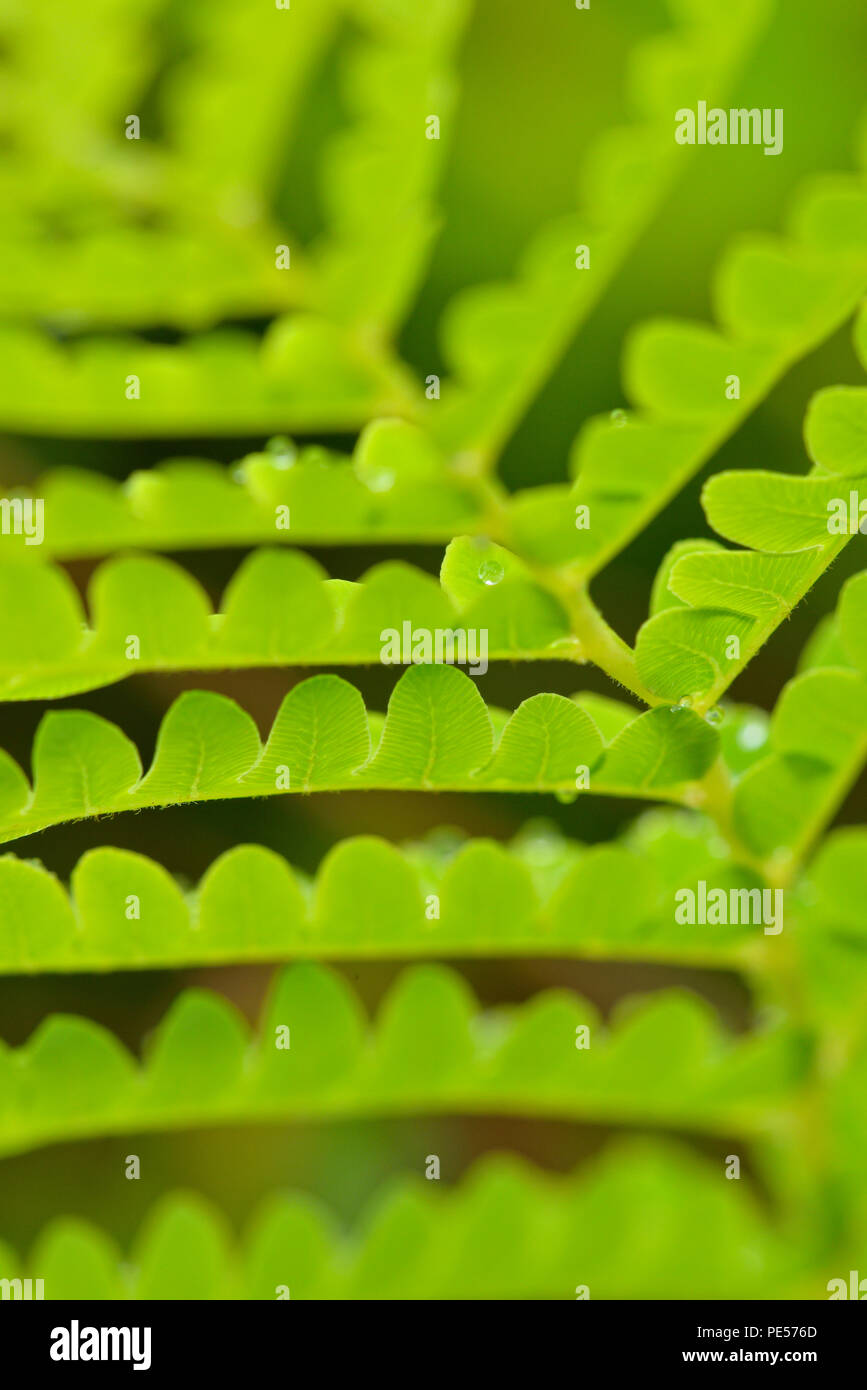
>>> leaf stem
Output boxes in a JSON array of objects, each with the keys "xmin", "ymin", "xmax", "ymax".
[
  {"xmin": 552, "ymin": 578, "xmax": 661, "ymax": 706},
  {"xmin": 693, "ymin": 755, "xmax": 767, "ymax": 876}
]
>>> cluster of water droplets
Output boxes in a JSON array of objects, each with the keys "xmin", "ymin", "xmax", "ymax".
[{"xmin": 667, "ymin": 695, "xmax": 724, "ymax": 726}]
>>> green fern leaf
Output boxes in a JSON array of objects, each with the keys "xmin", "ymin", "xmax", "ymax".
[
  {"xmin": 0, "ymin": 1141, "xmax": 803, "ymax": 1299},
  {"xmin": 0, "ymin": 1, "xmax": 339, "ymax": 327},
  {"xmin": 0, "ymin": 543, "xmax": 579, "ymax": 700},
  {"xmin": 428, "ymin": 0, "xmax": 770, "ymax": 462},
  {"xmin": 0, "ymin": 964, "xmax": 805, "ymax": 1158},
  {"xmin": 506, "ymin": 174, "xmax": 867, "ymax": 572},
  {"xmin": 0, "ymin": 810, "xmax": 784, "ymax": 973},
  {"xmin": 0, "ymin": 666, "xmax": 729, "ymax": 845},
  {"xmin": 732, "ymin": 667, "xmax": 867, "ymax": 862}
]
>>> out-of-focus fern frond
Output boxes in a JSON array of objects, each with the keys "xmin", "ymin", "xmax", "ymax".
[
  {"xmin": 428, "ymin": 0, "xmax": 772, "ymax": 464},
  {"xmin": 0, "ymin": 963, "xmax": 805, "ymax": 1157},
  {"xmin": 0, "ymin": 811, "xmax": 780, "ymax": 973},
  {"xmin": 0, "ymin": 424, "xmax": 482, "ymax": 558},
  {"xmin": 0, "ymin": 0, "xmax": 469, "ymax": 343},
  {"xmin": 506, "ymin": 176, "xmax": 867, "ymax": 571},
  {"xmin": 0, "ymin": 0, "xmax": 342, "ymax": 327},
  {"xmin": 0, "ymin": 1142, "xmax": 804, "ymax": 1299}
]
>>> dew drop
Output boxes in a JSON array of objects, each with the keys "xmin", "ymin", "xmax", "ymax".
[
  {"xmin": 366, "ymin": 468, "xmax": 395, "ymax": 493},
  {"xmin": 478, "ymin": 559, "xmax": 504, "ymax": 586},
  {"xmin": 705, "ymin": 706, "xmax": 723, "ymax": 726},
  {"xmin": 548, "ymin": 636, "xmax": 586, "ymax": 663},
  {"xmin": 517, "ymin": 820, "xmax": 564, "ymax": 864},
  {"xmin": 554, "ymin": 789, "xmax": 578, "ymax": 806},
  {"xmin": 736, "ymin": 716, "xmax": 768, "ymax": 751},
  {"xmin": 265, "ymin": 435, "xmax": 296, "ymax": 469}
]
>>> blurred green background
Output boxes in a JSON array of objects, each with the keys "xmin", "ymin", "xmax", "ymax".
[{"xmin": 0, "ymin": 0, "xmax": 865, "ymax": 1255}]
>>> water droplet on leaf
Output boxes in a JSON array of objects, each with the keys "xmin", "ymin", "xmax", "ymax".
[
  {"xmin": 517, "ymin": 820, "xmax": 564, "ymax": 863},
  {"xmin": 548, "ymin": 636, "xmax": 585, "ymax": 662},
  {"xmin": 478, "ymin": 559, "xmax": 504, "ymax": 586},
  {"xmin": 265, "ymin": 435, "xmax": 296, "ymax": 469},
  {"xmin": 736, "ymin": 716, "xmax": 768, "ymax": 751},
  {"xmin": 366, "ymin": 468, "xmax": 395, "ymax": 493}
]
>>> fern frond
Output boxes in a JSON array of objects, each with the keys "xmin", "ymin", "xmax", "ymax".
[
  {"xmin": 0, "ymin": 666, "xmax": 727, "ymax": 846},
  {"xmin": 0, "ymin": 963, "xmax": 805, "ymax": 1157},
  {"xmin": 634, "ymin": 382, "xmax": 867, "ymax": 709},
  {"xmin": 0, "ymin": 321, "xmax": 422, "ymax": 436},
  {"xmin": 505, "ymin": 175, "xmax": 867, "ymax": 572},
  {"xmin": 310, "ymin": 0, "xmax": 470, "ymax": 337},
  {"xmin": 708, "ymin": 568, "xmax": 867, "ymax": 879},
  {"xmin": 2, "ymin": 166, "xmax": 863, "ymax": 451},
  {"xmin": 0, "ymin": 541, "xmax": 578, "ymax": 701},
  {"xmin": 0, "ymin": 0, "xmax": 468, "ymax": 334},
  {"xmin": 164, "ymin": 1, "xmax": 339, "ymax": 242},
  {"xmin": 787, "ymin": 827, "xmax": 867, "ymax": 1043},
  {"xmin": 0, "ymin": 644, "xmax": 855, "ymax": 873},
  {"xmin": 5, "ymin": 210, "xmax": 865, "ymax": 551},
  {"xmin": 0, "ymin": 422, "xmax": 484, "ymax": 560},
  {"xmin": 803, "ymin": 826, "xmax": 867, "ymax": 939},
  {"xmin": 2, "ymin": 412, "xmax": 861, "ymax": 721},
  {"xmin": 732, "ymin": 661, "xmax": 867, "ymax": 867},
  {"xmin": 0, "ymin": 1141, "xmax": 802, "ymax": 1299},
  {"xmin": 0, "ymin": 812, "xmax": 771, "ymax": 974},
  {"xmin": 428, "ymin": 0, "xmax": 771, "ymax": 463},
  {"xmin": 0, "ymin": 1, "xmax": 340, "ymax": 328}
]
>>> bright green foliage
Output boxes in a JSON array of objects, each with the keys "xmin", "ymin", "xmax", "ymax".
[
  {"xmin": 0, "ymin": 321, "xmax": 419, "ymax": 436},
  {"xmin": 0, "ymin": 0, "xmax": 330, "ymax": 326},
  {"xmin": 635, "ymin": 379, "xmax": 867, "ymax": 706},
  {"xmin": 0, "ymin": 541, "xmax": 577, "ymax": 699},
  {"xmin": 2, "ymin": 810, "xmax": 864, "ymax": 977},
  {"xmin": 0, "ymin": 810, "xmax": 798, "ymax": 973},
  {"xmin": 427, "ymin": 0, "xmax": 772, "ymax": 462},
  {"xmin": 0, "ymin": 423, "xmax": 482, "ymax": 558},
  {"xmin": 0, "ymin": 1141, "xmax": 807, "ymax": 1300},
  {"xmin": 0, "ymin": 0, "xmax": 463, "ymax": 334},
  {"xmin": 0, "ymin": 961, "xmax": 804, "ymax": 1157},
  {"xmin": 2, "ymin": 0, "xmax": 867, "ymax": 1305},
  {"xmin": 0, "ymin": 375, "xmax": 862, "ymax": 715},
  {"xmin": 0, "ymin": 275, "xmax": 862, "ymax": 735},
  {"xmin": 0, "ymin": 598, "xmax": 863, "ymax": 847},
  {"xmin": 0, "ymin": 0, "xmax": 769, "ymax": 438},
  {"xmin": 732, "ymin": 667, "xmax": 867, "ymax": 862},
  {"xmin": 0, "ymin": 665, "xmax": 721, "ymax": 844},
  {"xmin": 3, "ymin": 200, "xmax": 866, "ymax": 534},
  {"xmin": 502, "ymin": 180, "xmax": 867, "ymax": 576}
]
